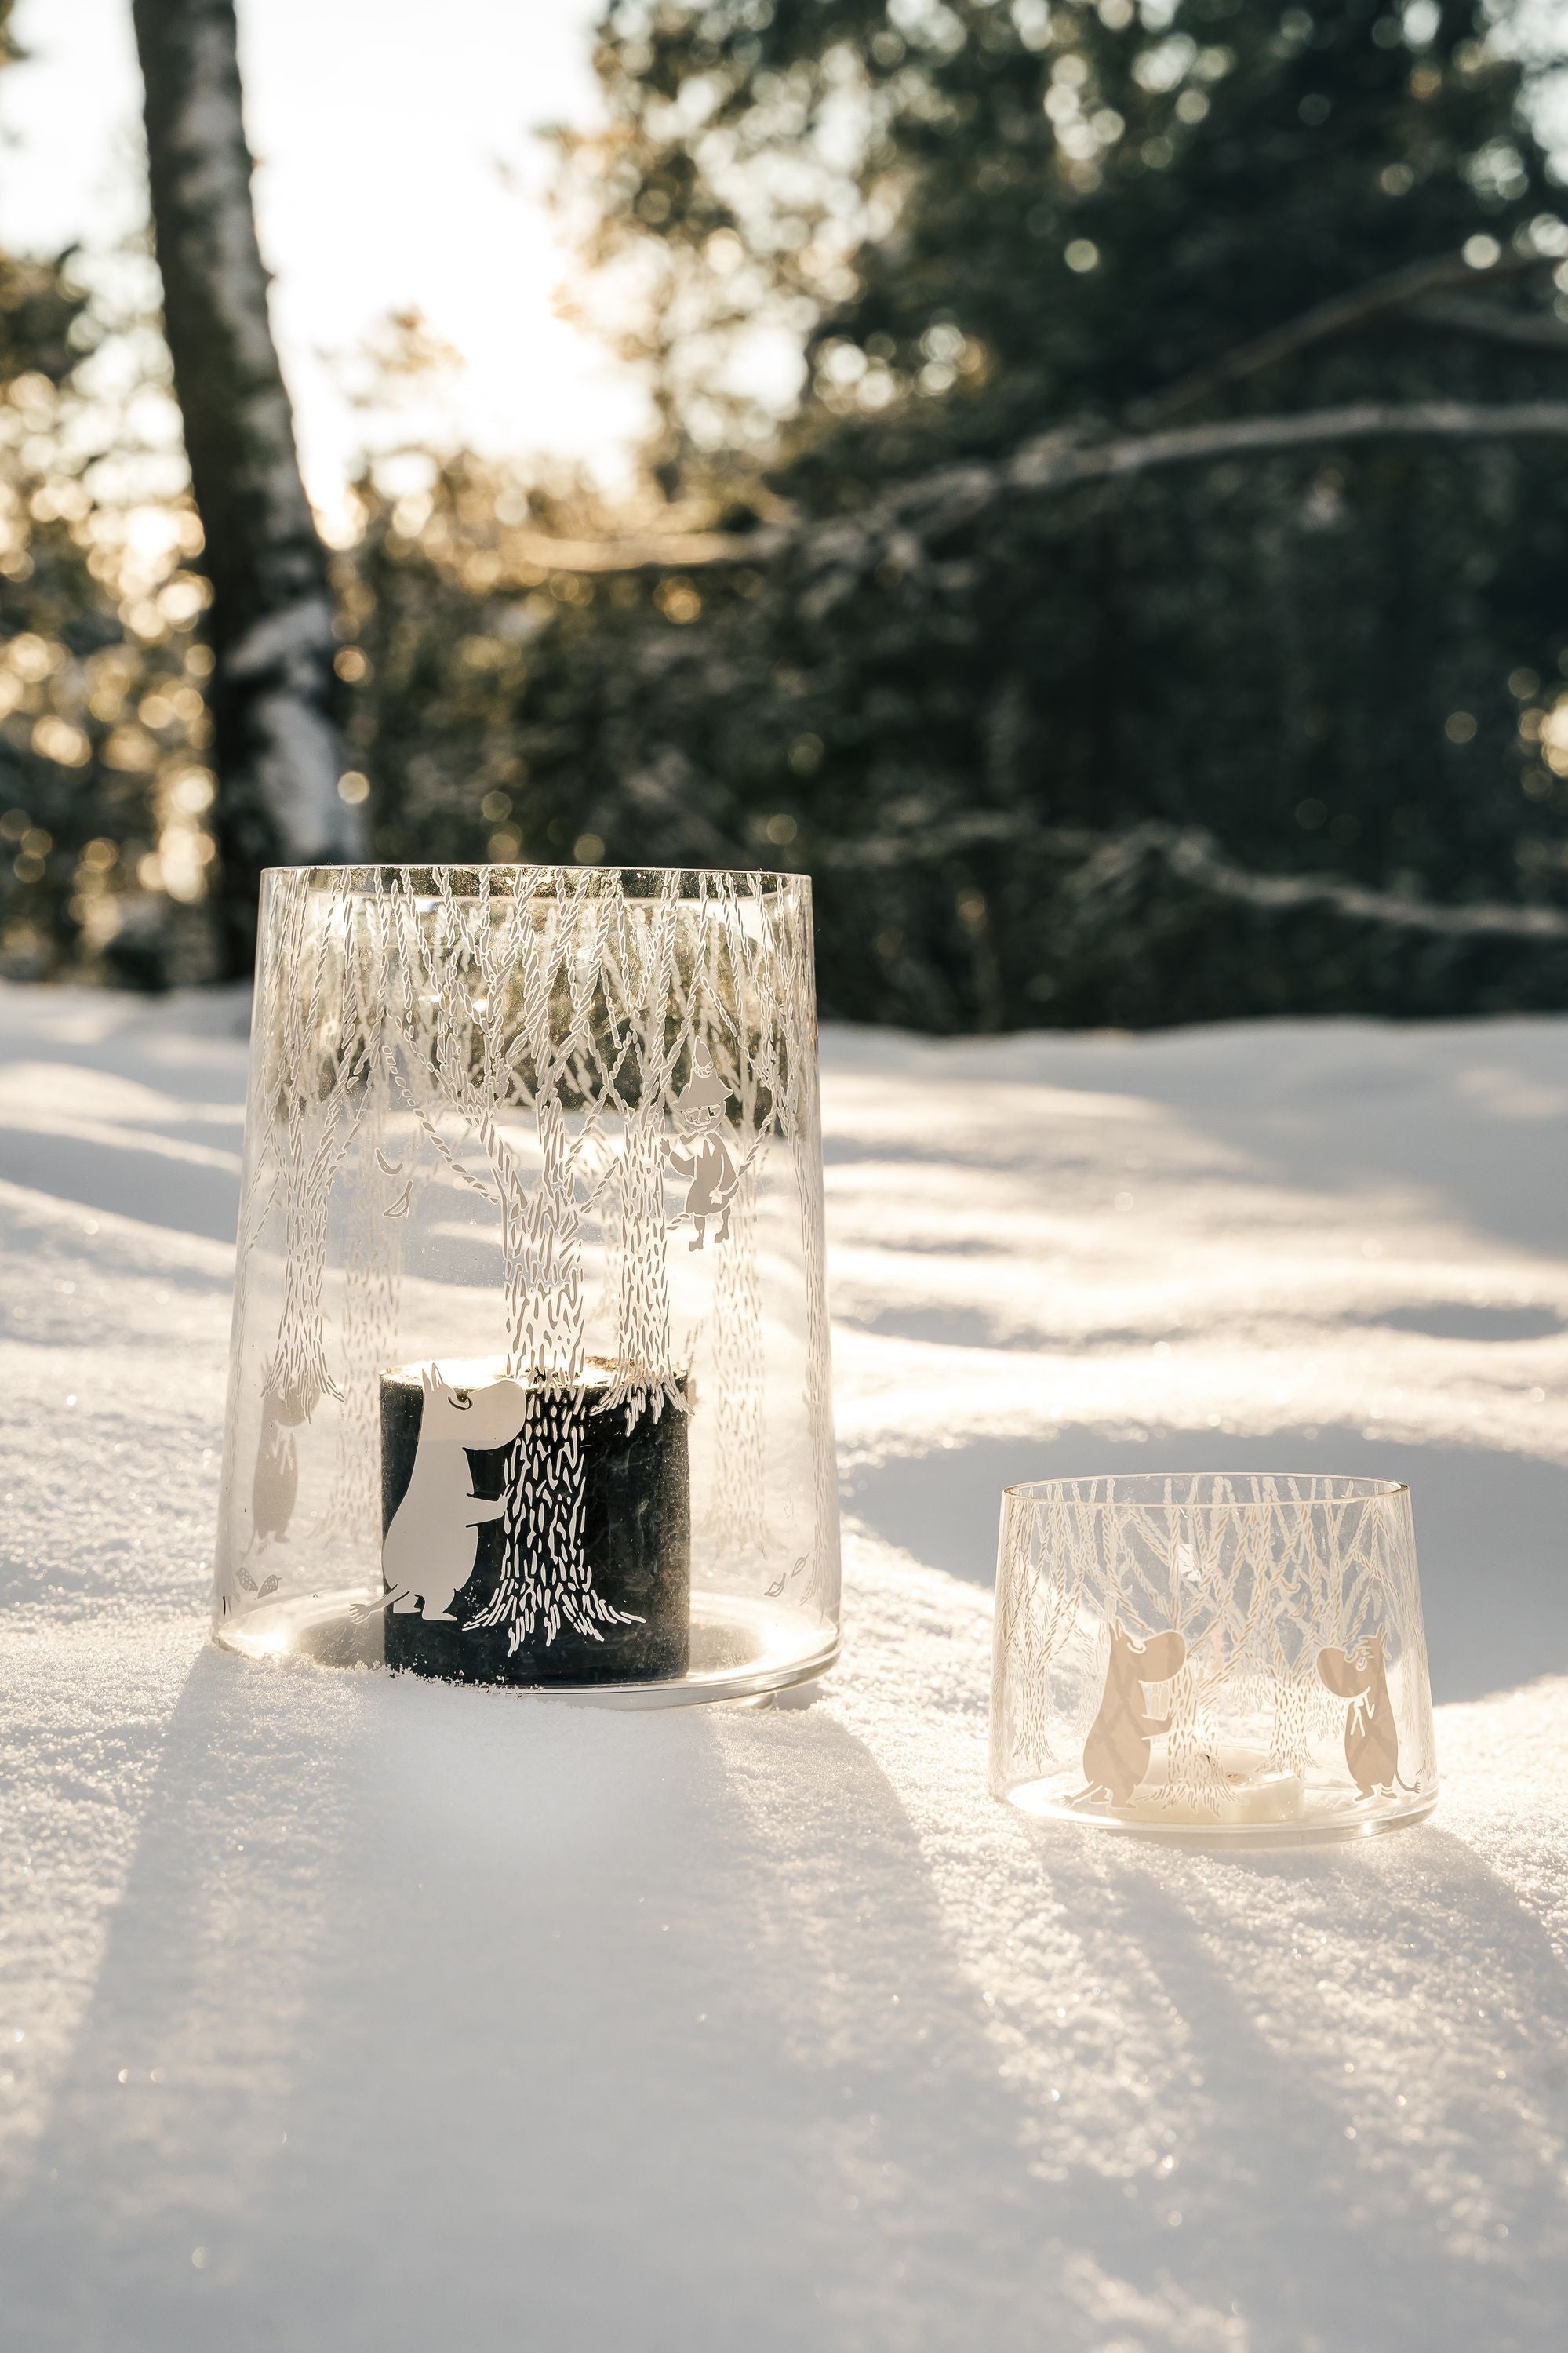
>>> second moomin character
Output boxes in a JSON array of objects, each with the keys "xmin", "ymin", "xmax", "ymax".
[
  {"xmin": 1318, "ymin": 1631, "xmax": 1413, "ymax": 1798},
  {"xmin": 668, "ymin": 1041, "xmax": 739, "ymax": 1252}
]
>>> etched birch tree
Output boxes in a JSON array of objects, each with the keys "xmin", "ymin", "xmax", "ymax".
[
  {"xmin": 597, "ymin": 872, "xmax": 685, "ymax": 1428},
  {"xmin": 377, "ymin": 868, "xmax": 633, "ymax": 1652},
  {"xmin": 691, "ymin": 876, "xmax": 776, "ymax": 1573}
]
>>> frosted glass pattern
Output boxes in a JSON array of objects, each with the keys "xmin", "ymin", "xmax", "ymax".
[
  {"xmin": 214, "ymin": 864, "xmax": 839, "ymax": 1702},
  {"xmin": 991, "ymin": 1473, "xmax": 1435, "ymax": 1841}
]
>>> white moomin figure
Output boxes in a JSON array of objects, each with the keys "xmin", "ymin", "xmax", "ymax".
[
  {"xmin": 668, "ymin": 1040, "xmax": 739, "ymax": 1252},
  {"xmin": 369, "ymin": 1366, "xmax": 531, "ymax": 1623}
]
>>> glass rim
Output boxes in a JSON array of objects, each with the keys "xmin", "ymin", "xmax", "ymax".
[
  {"xmin": 264, "ymin": 862, "xmax": 805, "ymax": 892},
  {"xmin": 1002, "ymin": 1471, "xmax": 1410, "ymax": 1511}
]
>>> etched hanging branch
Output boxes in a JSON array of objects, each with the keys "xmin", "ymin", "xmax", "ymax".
[
  {"xmin": 262, "ymin": 872, "xmax": 372, "ymax": 1424},
  {"xmin": 316, "ymin": 1032, "xmax": 413, "ymax": 1553},
  {"xmin": 365, "ymin": 866, "xmax": 833, "ymax": 1653},
  {"xmin": 598, "ymin": 871, "xmax": 685, "ymax": 1427},
  {"xmin": 773, "ymin": 879, "xmax": 835, "ymax": 1613},
  {"xmin": 380, "ymin": 870, "xmax": 631, "ymax": 1654},
  {"xmin": 688, "ymin": 875, "xmax": 780, "ymax": 1565}
]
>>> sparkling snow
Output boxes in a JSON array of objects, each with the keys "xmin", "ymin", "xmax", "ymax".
[{"xmin": 0, "ymin": 982, "xmax": 1565, "ymax": 2349}]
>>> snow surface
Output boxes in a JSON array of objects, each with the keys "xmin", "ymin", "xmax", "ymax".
[{"xmin": 1, "ymin": 981, "xmax": 1566, "ymax": 2351}]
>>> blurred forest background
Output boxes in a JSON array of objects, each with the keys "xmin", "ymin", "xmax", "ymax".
[{"xmin": 6, "ymin": 0, "xmax": 1568, "ymax": 1026}]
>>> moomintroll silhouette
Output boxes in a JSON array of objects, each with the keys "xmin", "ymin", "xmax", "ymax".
[
  {"xmin": 1081, "ymin": 1624, "xmax": 1188, "ymax": 1806},
  {"xmin": 364, "ymin": 1366, "xmax": 531, "ymax": 1624},
  {"xmin": 1318, "ymin": 1631, "xmax": 1413, "ymax": 1797}
]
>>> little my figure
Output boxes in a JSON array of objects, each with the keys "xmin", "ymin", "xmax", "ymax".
[{"xmin": 668, "ymin": 1041, "xmax": 738, "ymax": 1251}]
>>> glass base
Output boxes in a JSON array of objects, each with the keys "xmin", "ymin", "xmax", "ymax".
[
  {"xmin": 214, "ymin": 1587, "xmax": 838, "ymax": 1709},
  {"xmin": 997, "ymin": 1756, "xmax": 1436, "ymax": 1848}
]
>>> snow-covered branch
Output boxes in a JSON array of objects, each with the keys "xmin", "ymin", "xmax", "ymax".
[
  {"xmin": 1079, "ymin": 824, "xmax": 1568, "ymax": 942},
  {"xmin": 1128, "ymin": 248, "xmax": 1550, "ymax": 426},
  {"xmin": 518, "ymin": 398, "xmax": 1568, "ymax": 587}
]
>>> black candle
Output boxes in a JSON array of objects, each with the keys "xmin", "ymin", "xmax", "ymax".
[{"xmin": 374, "ymin": 1358, "xmax": 690, "ymax": 1685}]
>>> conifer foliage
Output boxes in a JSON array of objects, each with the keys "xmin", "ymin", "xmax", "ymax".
[
  {"xmin": 10, "ymin": 1, "xmax": 1568, "ymax": 1024},
  {"xmin": 0, "ymin": 0, "xmax": 216, "ymax": 985},
  {"xmin": 465, "ymin": 0, "xmax": 1568, "ymax": 1026}
]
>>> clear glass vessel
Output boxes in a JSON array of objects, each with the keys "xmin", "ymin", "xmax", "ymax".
[
  {"xmin": 214, "ymin": 864, "xmax": 839, "ymax": 1704},
  {"xmin": 990, "ymin": 1473, "xmax": 1436, "ymax": 1842}
]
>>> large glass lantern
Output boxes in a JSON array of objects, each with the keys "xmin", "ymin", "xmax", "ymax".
[{"xmin": 214, "ymin": 865, "xmax": 839, "ymax": 1704}]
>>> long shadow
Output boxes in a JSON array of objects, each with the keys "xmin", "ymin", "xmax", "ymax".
[
  {"xmin": 709, "ymin": 1697, "xmax": 1568, "ymax": 2352},
  {"xmin": 9, "ymin": 1631, "xmax": 1567, "ymax": 2350},
  {"xmin": 821, "ymin": 1012, "xmax": 1568, "ymax": 1259},
  {"xmin": 5, "ymin": 1638, "xmax": 1230, "ymax": 2353},
  {"xmin": 0, "ymin": 990, "xmax": 249, "ymax": 1241},
  {"xmin": 0, "ymin": 1124, "xmax": 243, "ymax": 1243},
  {"xmin": 0, "ymin": 984, "xmax": 253, "ymax": 1101},
  {"xmin": 835, "ymin": 1300, "xmax": 1568, "ymax": 1350},
  {"xmin": 1026, "ymin": 1816, "xmax": 1568, "ymax": 2351},
  {"xmin": 844, "ymin": 1424, "xmax": 1568, "ymax": 1701},
  {"xmin": 0, "ymin": 1646, "xmax": 366, "ymax": 2351},
  {"xmin": 0, "ymin": 1646, "xmax": 1115, "ymax": 2353}
]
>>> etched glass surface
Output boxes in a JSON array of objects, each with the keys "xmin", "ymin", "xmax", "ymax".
[
  {"xmin": 990, "ymin": 1473, "xmax": 1436, "ymax": 1839},
  {"xmin": 214, "ymin": 864, "xmax": 840, "ymax": 1700}
]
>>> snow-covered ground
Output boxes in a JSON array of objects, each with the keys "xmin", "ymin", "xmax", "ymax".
[{"xmin": 1, "ymin": 981, "xmax": 1566, "ymax": 2351}]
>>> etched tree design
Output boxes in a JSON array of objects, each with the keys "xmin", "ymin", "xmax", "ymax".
[
  {"xmin": 212, "ymin": 870, "xmax": 373, "ymax": 1608},
  {"xmin": 317, "ymin": 1032, "xmax": 410, "ymax": 1553},
  {"xmin": 688, "ymin": 878, "xmax": 780, "ymax": 1574},
  {"xmin": 705, "ymin": 1157, "xmax": 766, "ymax": 1566},
  {"xmin": 375, "ymin": 868, "xmax": 638, "ymax": 1652},
  {"xmin": 990, "ymin": 1488, "xmax": 1093, "ymax": 1788},
  {"xmin": 765, "ymin": 876, "xmax": 835, "ymax": 1613},
  {"xmin": 258, "ymin": 871, "xmax": 372, "ymax": 1424},
  {"xmin": 222, "ymin": 864, "xmax": 839, "ymax": 1651},
  {"xmin": 597, "ymin": 872, "xmax": 686, "ymax": 1428},
  {"xmin": 994, "ymin": 1475, "xmax": 1432, "ymax": 1815}
]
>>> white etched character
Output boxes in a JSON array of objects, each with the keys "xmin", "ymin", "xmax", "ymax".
[
  {"xmin": 1318, "ymin": 1631, "xmax": 1414, "ymax": 1798},
  {"xmin": 668, "ymin": 1041, "xmax": 738, "ymax": 1253},
  {"xmin": 370, "ymin": 1366, "xmax": 530, "ymax": 1623}
]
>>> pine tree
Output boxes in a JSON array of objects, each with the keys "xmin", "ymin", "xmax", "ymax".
[
  {"xmin": 506, "ymin": 0, "xmax": 1568, "ymax": 1027},
  {"xmin": 0, "ymin": 0, "xmax": 217, "ymax": 985}
]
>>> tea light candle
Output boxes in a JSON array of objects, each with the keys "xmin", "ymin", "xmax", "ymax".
[
  {"xmin": 1007, "ymin": 1752, "xmax": 1308, "ymax": 1827},
  {"xmin": 377, "ymin": 1357, "xmax": 689, "ymax": 1684},
  {"xmin": 1113, "ymin": 1752, "xmax": 1308, "ymax": 1827}
]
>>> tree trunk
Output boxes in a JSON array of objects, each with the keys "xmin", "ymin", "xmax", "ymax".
[{"xmin": 132, "ymin": 0, "xmax": 366, "ymax": 977}]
